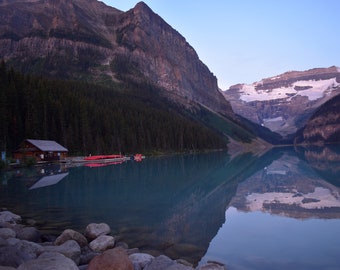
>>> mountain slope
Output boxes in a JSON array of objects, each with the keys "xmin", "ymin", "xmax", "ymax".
[
  {"xmin": 0, "ymin": 63, "xmax": 228, "ymax": 154},
  {"xmin": 0, "ymin": 0, "xmax": 263, "ymax": 153},
  {"xmin": 224, "ymin": 67, "xmax": 340, "ymax": 142},
  {"xmin": 294, "ymin": 94, "xmax": 340, "ymax": 145},
  {"xmin": 0, "ymin": 0, "xmax": 233, "ymax": 118}
]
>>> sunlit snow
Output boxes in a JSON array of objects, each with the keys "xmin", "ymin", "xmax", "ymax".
[{"xmin": 239, "ymin": 78, "xmax": 340, "ymax": 102}]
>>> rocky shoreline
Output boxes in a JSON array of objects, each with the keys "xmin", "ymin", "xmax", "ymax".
[{"xmin": 0, "ymin": 209, "xmax": 226, "ymax": 270}]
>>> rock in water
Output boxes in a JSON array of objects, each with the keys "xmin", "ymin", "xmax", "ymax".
[
  {"xmin": 87, "ymin": 247, "xmax": 133, "ymax": 270},
  {"xmin": 89, "ymin": 235, "xmax": 115, "ymax": 252},
  {"xmin": 55, "ymin": 229, "xmax": 88, "ymax": 247},
  {"xmin": 85, "ymin": 223, "xmax": 111, "ymax": 240}
]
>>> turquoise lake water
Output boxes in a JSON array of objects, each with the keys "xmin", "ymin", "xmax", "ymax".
[{"xmin": 1, "ymin": 145, "xmax": 340, "ymax": 269}]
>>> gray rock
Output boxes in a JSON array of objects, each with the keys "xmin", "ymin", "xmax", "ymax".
[
  {"xmin": 6, "ymin": 237, "xmax": 21, "ymax": 246},
  {"xmin": 89, "ymin": 235, "xmax": 115, "ymax": 252},
  {"xmin": 79, "ymin": 246, "xmax": 99, "ymax": 265},
  {"xmin": 0, "ymin": 236, "xmax": 8, "ymax": 246},
  {"xmin": 43, "ymin": 240, "xmax": 81, "ymax": 264},
  {"xmin": 17, "ymin": 252, "xmax": 79, "ymax": 270},
  {"xmin": 144, "ymin": 255, "xmax": 174, "ymax": 270},
  {"xmin": 85, "ymin": 223, "xmax": 111, "ymax": 240},
  {"xmin": 0, "ymin": 228, "xmax": 16, "ymax": 239},
  {"xmin": 144, "ymin": 255, "xmax": 195, "ymax": 270},
  {"xmin": 0, "ymin": 245, "xmax": 28, "ymax": 268},
  {"xmin": 167, "ymin": 264, "xmax": 194, "ymax": 270},
  {"xmin": 0, "ymin": 211, "xmax": 21, "ymax": 224},
  {"xmin": 16, "ymin": 227, "xmax": 41, "ymax": 242},
  {"xmin": 14, "ymin": 240, "xmax": 44, "ymax": 260},
  {"xmin": 55, "ymin": 229, "xmax": 88, "ymax": 247},
  {"xmin": 129, "ymin": 253, "xmax": 155, "ymax": 269}
]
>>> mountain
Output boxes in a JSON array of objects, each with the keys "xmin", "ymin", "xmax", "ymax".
[
  {"xmin": 223, "ymin": 67, "xmax": 340, "ymax": 143},
  {"xmin": 0, "ymin": 0, "xmax": 262, "ymax": 154},
  {"xmin": 0, "ymin": 0, "xmax": 232, "ymax": 117},
  {"xmin": 294, "ymin": 94, "xmax": 340, "ymax": 145}
]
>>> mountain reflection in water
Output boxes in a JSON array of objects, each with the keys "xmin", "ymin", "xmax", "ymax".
[
  {"xmin": 1, "ymin": 146, "xmax": 340, "ymax": 269},
  {"xmin": 200, "ymin": 145, "xmax": 340, "ymax": 270}
]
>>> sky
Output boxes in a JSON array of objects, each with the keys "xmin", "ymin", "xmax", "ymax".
[{"xmin": 101, "ymin": 0, "xmax": 340, "ymax": 90}]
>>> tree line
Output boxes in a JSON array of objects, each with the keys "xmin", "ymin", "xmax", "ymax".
[{"xmin": 0, "ymin": 61, "xmax": 227, "ymax": 156}]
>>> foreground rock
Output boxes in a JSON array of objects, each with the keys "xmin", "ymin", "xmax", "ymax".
[
  {"xmin": 17, "ymin": 252, "xmax": 78, "ymax": 270},
  {"xmin": 85, "ymin": 223, "xmax": 111, "ymax": 240},
  {"xmin": 0, "ymin": 210, "xmax": 227, "ymax": 269},
  {"xmin": 87, "ymin": 247, "xmax": 133, "ymax": 270}
]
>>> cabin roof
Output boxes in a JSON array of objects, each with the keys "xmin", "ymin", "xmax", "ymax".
[{"xmin": 26, "ymin": 139, "xmax": 68, "ymax": 152}]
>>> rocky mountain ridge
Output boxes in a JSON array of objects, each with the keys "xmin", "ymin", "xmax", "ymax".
[
  {"xmin": 0, "ymin": 0, "xmax": 233, "ymax": 117},
  {"xmin": 223, "ymin": 66, "xmax": 340, "ymax": 141},
  {"xmin": 295, "ymin": 94, "xmax": 340, "ymax": 144}
]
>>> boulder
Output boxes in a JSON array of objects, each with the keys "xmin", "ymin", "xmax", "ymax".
[
  {"xmin": 89, "ymin": 235, "xmax": 115, "ymax": 253},
  {"xmin": 144, "ymin": 255, "xmax": 194, "ymax": 270},
  {"xmin": 129, "ymin": 253, "xmax": 154, "ymax": 269},
  {"xmin": 0, "ymin": 228, "xmax": 16, "ymax": 239},
  {"xmin": 85, "ymin": 223, "xmax": 111, "ymax": 240},
  {"xmin": 14, "ymin": 240, "xmax": 44, "ymax": 260},
  {"xmin": 15, "ymin": 227, "xmax": 41, "ymax": 242},
  {"xmin": 79, "ymin": 246, "xmax": 100, "ymax": 265},
  {"xmin": 0, "ymin": 239, "xmax": 44, "ymax": 267},
  {"xmin": 55, "ymin": 229, "xmax": 88, "ymax": 247},
  {"xmin": 43, "ymin": 240, "xmax": 81, "ymax": 264},
  {"xmin": 0, "ymin": 236, "xmax": 7, "ymax": 246},
  {"xmin": 17, "ymin": 252, "xmax": 78, "ymax": 270},
  {"xmin": 144, "ymin": 255, "xmax": 174, "ymax": 270},
  {"xmin": 0, "ymin": 211, "xmax": 21, "ymax": 225},
  {"xmin": 6, "ymin": 237, "xmax": 20, "ymax": 246},
  {"xmin": 0, "ymin": 245, "xmax": 28, "ymax": 268},
  {"xmin": 87, "ymin": 247, "xmax": 133, "ymax": 270}
]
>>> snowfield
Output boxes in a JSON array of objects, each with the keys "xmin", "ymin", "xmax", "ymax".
[{"xmin": 238, "ymin": 77, "xmax": 340, "ymax": 102}]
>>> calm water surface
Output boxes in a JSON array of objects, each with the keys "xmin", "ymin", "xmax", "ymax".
[{"xmin": 1, "ymin": 146, "xmax": 340, "ymax": 269}]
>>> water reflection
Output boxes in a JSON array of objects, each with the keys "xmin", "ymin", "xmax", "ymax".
[
  {"xmin": 1, "ymin": 146, "xmax": 340, "ymax": 268},
  {"xmin": 200, "ymin": 145, "xmax": 340, "ymax": 269},
  {"xmin": 231, "ymin": 146, "xmax": 340, "ymax": 219}
]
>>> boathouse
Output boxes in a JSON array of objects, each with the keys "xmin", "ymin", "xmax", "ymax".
[{"xmin": 13, "ymin": 139, "xmax": 68, "ymax": 162}]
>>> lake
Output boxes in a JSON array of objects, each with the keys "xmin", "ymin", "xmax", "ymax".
[{"xmin": 1, "ymin": 145, "xmax": 340, "ymax": 269}]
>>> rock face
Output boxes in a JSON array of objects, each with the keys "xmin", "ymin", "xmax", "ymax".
[
  {"xmin": 223, "ymin": 67, "xmax": 340, "ymax": 141},
  {"xmin": 0, "ymin": 0, "xmax": 232, "ymax": 116},
  {"xmin": 294, "ymin": 94, "xmax": 340, "ymax": 144}
]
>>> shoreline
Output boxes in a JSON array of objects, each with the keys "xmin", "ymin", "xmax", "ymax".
[{"xmin": 0, "ymin": 208, "xmax": 227, "ymax": 270}]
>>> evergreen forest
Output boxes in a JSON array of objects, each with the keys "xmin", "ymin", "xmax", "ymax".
[{"xmin": 0, "ymin": 62, "xmax": 228, "ymax": 156}]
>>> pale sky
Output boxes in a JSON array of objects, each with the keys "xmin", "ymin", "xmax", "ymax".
[{"xmin": 101, "ymin": 0, "xmax": 340, "ymax": 90}]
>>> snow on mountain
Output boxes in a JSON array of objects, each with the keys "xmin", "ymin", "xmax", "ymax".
[
  {"xmin": 223, "ymin": 66, "xmax": 340, "ymax": 141},
  {"xmin": 239, "ymin": 77, "xmax": 340, "ymax": 103}
]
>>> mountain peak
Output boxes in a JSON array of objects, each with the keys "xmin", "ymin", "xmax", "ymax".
[
  {"xmin": 224, "ymin": 66, "xmax": 340, "ymax": 140},
  {"xmin": 133, "ymin": 1, "xmax": 152, "ymax": 12},
  {"xmin": 0, "ymin": 0, "xmax": 234, "ymax": 117}
]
